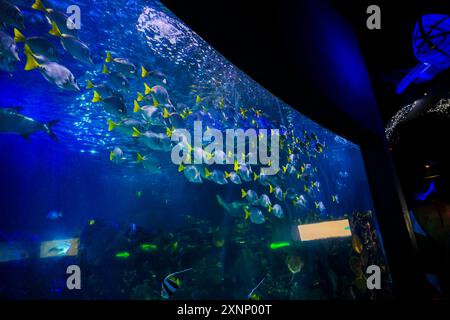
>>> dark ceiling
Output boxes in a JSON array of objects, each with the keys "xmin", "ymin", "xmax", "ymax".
[{"xmin": 161, "ymin": 0, "xmax": 448, "ymax": 125}]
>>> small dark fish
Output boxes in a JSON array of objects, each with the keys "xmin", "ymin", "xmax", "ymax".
[
  {"xmin": 105, "ymin": 52, "xmax": 136, "ymax": 76},
  {"xmin": 32, "ymin": 0, "xmax": 77, "ymax": 36},
  {"xmin": 86, "ymin": 80, "xmax": 114, "ymax": 97},
  {"xmin": 92, "ymin": 91, "xmax": 127, "ymax": 115},
  {"xmin": 14, "ymin": 29, "xmax": 58, "ymax": 61},
  {"xmin": 46, "ymin": 210, "xmax": 63, "ymax": 220},
  {"xmin": 48, "ymin": 22, "xmax": 92, "ymax": 65},
  {"xmin": 103, "ymin": 64, "xmax": 129, "ymax": 90},
  {"xmin": 0, "ymin": 0, "xmax": 25, "ymax": 29},
  {"xmin": 161, "ymin": 268, "xmax": 192, "ymax": 299}
]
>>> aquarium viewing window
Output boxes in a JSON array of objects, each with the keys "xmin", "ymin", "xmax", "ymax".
[{"xmin": 0, "ymin": 0, "xmax": 392, "ymax": 300}]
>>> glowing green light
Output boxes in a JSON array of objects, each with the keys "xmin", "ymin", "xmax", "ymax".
[
  {"xmin": 140, "ymin": 243, "xmax": 158, "ymax": 251},
  {"xmin": 115, "ymin": 251, "xmax": 130, "ymax": 258},
  {"xmin": 270, "ymin": 242, "xmax": 290, "ymax": 250}
]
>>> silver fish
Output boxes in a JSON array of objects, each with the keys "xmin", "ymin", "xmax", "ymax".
[
  {"xmin": 0, "ymin": 31, "xmax": 19, "ymax": 62},
  {"xmin": 25, "ymin": 47, "xmax": 79, "ymax": 91},
  {"xmin": 133, "ymin": 128, "xmax": 171, "ymax": 151}
]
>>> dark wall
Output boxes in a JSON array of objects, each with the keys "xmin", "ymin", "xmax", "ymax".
[
  {"xmin": 161, "ymin": 0, "xmax": 429, "ymax": 297},
  {"xmin": 161, "ymin": 0, "xmax": 386, "ymax": 143}
]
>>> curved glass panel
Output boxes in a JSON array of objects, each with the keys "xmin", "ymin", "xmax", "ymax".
[{"xmin": 0, "ymin": 0, "xmax": 391, "ymax": 299}]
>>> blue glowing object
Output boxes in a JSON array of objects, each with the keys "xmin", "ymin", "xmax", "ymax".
[
  {"xmin": 396, "ymin": 14, "xmax": 450, "ymax": 94},
  {"xmin": 415, "ymin": 181, "xmax": 436, "ymax": 201}
]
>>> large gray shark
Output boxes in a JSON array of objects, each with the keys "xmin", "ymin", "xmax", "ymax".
[{"xmin": 0, "ymin": 107, "xmax": 59, "ymax": 140}]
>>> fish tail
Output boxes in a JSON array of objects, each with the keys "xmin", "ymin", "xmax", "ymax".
[
  {"xmin": 44, "ymin": 119, "xmax": 60, "ymax": 141},
  {"xmin": 14, "ymin": 28, "xmax": 26, "ymax": 42},
  {"xmin": 144, "ymin": 83, "xmax": 152, "ymax": 95},
  {"xmin": 136, "ymin": 92, "xmax": 144, "ymax": 102},
  {"xmin": 105, "ymin": 51, "xmax": 112, "ymax": 63},
  {"xmin": 24, "ymin": 45, "xmax": 40, "ymax": 71},
  {"xmin": 166, "ymin": 126, "xmax": 173, "ymax": 137},
  {"xmin": 86, "ymin": 80, "xmax": 94, "ymax": 89},
  {"xmin": 107, "ymin": 119, "xmax": 117, "ymax": 131},
  {"xmin": 102, "ymin": 64, "xmax": 109, "ymax": 74},
  {"xmin": 48, "ymin": 21, "xmax": 62, "ymax": 37},
  {"xmin": 204, "ymin": 167, "xmax": 211, "ymax": 178},
  {"xmin": 178, "ymin": 163, "xmax": 185, "ymax": 172},
  {"xmin": 137, "ymin": 152, "xmax": 144, "ymax": 163},
  {"xmin": 224, "ymin": 171, "xmax": 231, "ymax": 178},
  {"xmin": 241, "ymin": 188, "xmax": 247, "ymax": 199},
  {"xmin": 132, "ymin": 127, "xmax": 141, "ymax": 137},
  {"xmin": 253, "ymin": 172, "xmax": 258, "ymax": 181},
  {"xmin": 141, "ymin": 66, "xmax": 148, "ymax": 78},
  {"xmin": 244, "ymin": 208, "xmax": 250, "ymax": 220},
  {"xmin": 32, "ymin": 0, "xmax": 46, "ymax": 11},
  {"xmin": 92, "ymin": 90, "xmax": 102, "ymax": 103},
  {"xmin": 163, "ymin": 108, "xmax": 170, "ymax": 118},
  {"xmin": 109, "ymin": 150, "xmax": 114, "ymax": 161},
  {"xmin": 234, "ymin": 160, "xmax": 239, "ymax": 172},
  {"xmin": 133, "ymin": 100, "xmax": 141, "ymax": 112}
]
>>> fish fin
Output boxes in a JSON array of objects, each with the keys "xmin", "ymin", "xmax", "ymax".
[
  {"xmin": 178, "ymin": 163, "xmax": 185, "ymax": 172},
  {"xmin": 136, "ymin": 92, "xmax": 144, "ymax": 102},
  {"xmin": 109, "ymin": 151, "xmax": 114, "ymax": 161},
  {"xmin": 132, "ymin": 127, "xmax": 141, "ymax": 137},
  {"xmin": 204, "ymin": 167, "xmax": 211, "ymax": 178},
  {"xmin": 241, "ymin": 188, "xmax": 247, "ymax": 199},
  {"xmin": 137, "ymin": 153, "xmax": 144, "ymax": 163},
  {"xmin": 92, "ymin": 90, "xmax": 102, "ymax": 103},
  {"xmin": 24, "ymin": 46, "xmax": 40, "ymax": 71},
  {"xmin": 2, "ymin": 106, "xmax": 23, "ymax": 113},
  {"xmin": 102, "ymin": 64, "xmax": 109, "ymax": 74},
  {"xmin": 32, "ymin": 0, "xmax": 46, "ymax": 11},
  {"xmin": 86, "ymin": 80, "xmax": 94, "ymax": 89},
  {"xmin": 141, "ymin": 66, "xmax": 148, "ymax": 78},
  {"xmin": 224, "ymin": 171, "xmax": 231, "ymax": 178},
  {"xmin": 166, "ymin": 126, "xmax": 173, "ymax": 138},
  {"xmin": 14, "ymin": 28, "xmax": 26, "ymax": 43},
  {"xmin": 105, "ymin": 51, "xmax": 112, "ymax": 63},
  {"xmin": 133, "ymin": 100, "xmax": 141, "ymax": 113},
  {"xmin": 144, "ymin": 83, "xmax": 152, "ymax": 95},
  {"xmin": 44, "ymin": 119, "xmax": 59, "ymax": 141},
  {"xmin": 48, "ymin": 21, "xmax": 61, "ymax": 37},
  {"xmin": 163, "ymin": 108, "xmax": 170, "ymax": 118},
  {"xmin": 107, "ymin": 119, "xmax": 117, "ymax": 131},
  {"xmin": 20, "ymin": 133, "xmax": 31, "ymax": 141}
]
